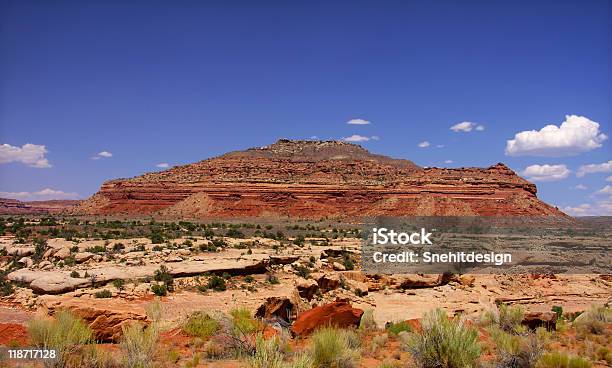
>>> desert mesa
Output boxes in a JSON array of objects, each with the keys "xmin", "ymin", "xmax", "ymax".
[{"xmin": 72, "ymin": 139, "xmax": 566, "ymax": 219}]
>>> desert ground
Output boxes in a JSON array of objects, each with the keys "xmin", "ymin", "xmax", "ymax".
[{"xmin": 0, "ymin": 216, "xmax": 610, "ymax": 367}]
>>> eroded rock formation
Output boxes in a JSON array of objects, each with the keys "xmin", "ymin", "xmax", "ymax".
[{"xmin": 73, "ymin": 139, "xmax": 566, "ymax": 218}]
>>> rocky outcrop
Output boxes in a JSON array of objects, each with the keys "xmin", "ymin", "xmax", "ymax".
[
  {"xmin": 255, "ymin": 297, "xmax": 296, "ymax": 323},
  {"xmin": 291, "ymin": 301, "xmax": 363, "ymax": 336},
  {"xmin": 7, "ymin": 257, "xmax": 271, "ymax": 294},
  {"xmin": 522, "ymin": 311, "xmax": 557, "ymax": 331},
  {"xmin": 72, "ymin": 139, "xmax": 566, "ymax": 219}
]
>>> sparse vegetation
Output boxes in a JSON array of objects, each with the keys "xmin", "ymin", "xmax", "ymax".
[
  {"xmin": 182, "ymin": 311, "xmax": 219, "ymax": 339},
  {"xmin": 27, "ymin": 310, "xmax": 93, "ymax": 367},
  {"xmin": 208, "ymin": 275, "xmax": 227, "ymax": 291},
  {"xmin": 404, "ymin": 309, "xmax": 481, "ymax": 368},
  {"xmin": 310, "ymin": 327, "xmax": 358, "ymax": 368},
  {"xmin": 120, "ymin": 321, "xmax": 159, "ymax": 368},
  {"xmin": 94, "ymin": 289, "xmax": 112, "ymax": 298}
]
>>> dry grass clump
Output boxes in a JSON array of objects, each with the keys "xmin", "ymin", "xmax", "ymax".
[
  {"xmin": 358, "ymin": 309, "xmax": 377, "ymax": 332},
  {"xmin": 573, "ymin": 304, "xmax": 611, "ymax": 335},
  {"xmin": 488, "ymin": 326, "xmax": 542, "ymax": 368},
  {"xmin": 247, "ymin": 334, "xmax": 285, "ymax": 368},
  {"xmin": 404, "ymin": 308, "xmax": 481, "ymax": 368},
  {"xmin": 536, "ymin": 351, "xmax": 592, "ymax": 368},
  {"xmin": 27, "ymin": 310, "xmax": 93, "ymax": 368},
  {"xmin": 310, "ymin": 327, "xmax": 360, "ymax": 368},
  {"xmin": 482, "ymin": 304, "xmax": 525, "ymax": 334},
  {"xmin": 119, "ymin": 322, "xmax": 159, "ymax": 368}
]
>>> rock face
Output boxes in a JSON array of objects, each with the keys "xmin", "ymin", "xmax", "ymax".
[
  {"xmin": 73, "ymin": 139, "xmax": 566, "ymax": 218},
  {"xmin": 0, "ymin": 198, "xmax": 80, "ymax": 215},
  {"xmin": 291, "ymin": 301, "xmax": 363, "ymax": 336}
]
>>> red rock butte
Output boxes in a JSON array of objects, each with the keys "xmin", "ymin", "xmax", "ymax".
[{"xmin": 74, "ymin": 139, "xmax": 566, "ymax": 218}]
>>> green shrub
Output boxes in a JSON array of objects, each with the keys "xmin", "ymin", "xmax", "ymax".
[
  {"xmin": 27, "ymin": 310, "xmax": 93, "ymax": 367},
  {"xmin": 151, "ymin": 284, "xmax": 167, "ymax": 296},
  {"xmin": 112, "ymin": 242, "xmax": 125, "ymax": 252},
  {"xmin": 244, "ymin": 275, "xmax": 255, "ymax": 283},
  {"xmin": 199, "ymin": 242, "xmax": 217, "ymax": 252},
  {"xmin": 94, "ymin": 289, "xmax": 112, "ymax": 298},
  {"xmin": 182, "ymin": 312, "xmax": 219, "ymax": 339},
  {"xmin": 112, "ymin": 279, "xmax": 125, "ymax": 290},
  {"xmin": 266, "ymin": 274, "xmax": 280, "ymax": 284},
  {"xmin": 70, "ymin": 270, "xmax": 80, "ymax": 278},
  {"xmin": 33, "ymin": 238, "xmax": 48, "ymax": 260},
  {"xmin": 386, "ymin": 321, "xmax": 412, "ymax": 335},
  {"xmin": 342, "ymin": 254, "xmax": 354, "ymax": 270},
  {"xmin": 536, "ymin": 352, "xmax": 592, "ymax": 368},
  {"xmin": 153, "ymin": 265, "xmax": 174, "ymax": 291},
  {"xmin": 208, "ymin": 275, "xmax": 226, "ymax": 291},
  {"xmin": 150, "ymin": 232, "xmax": 164, "ymax": 244},
  {"xmin": 405, "ymin": 309, "xmax": 480, "ymax": 368},
  {"xmin": 86, "ymin": 245, "xmax": 107, "ymax": 253},
  {"xmin": 310, "ymin": 327, "xmax": 358, "ymax": 368},
  {"xmin": 552, "ymin": 305, "xmax": 563, "ymax": 319},
  {"xmin": 120, "ymin": 322, "xmax": 159, "ymax": 368}
]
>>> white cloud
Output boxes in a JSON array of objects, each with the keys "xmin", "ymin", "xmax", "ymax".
[
  {"xmin": 156, "ymin": 163, "xmax": 170, "ymax": 168},
  {"xmin": 310, "ymin": 135, "xmax": 319, "ymax": 140},
  {"xmin": 607, "ymin": 176, "xmax": 612, "ymax": 182},
  {"xmin": 0, "ymin": 188, "xmax": 79, "ymax": 201},
  {"xmin": 0, "ymin": 143, "xmax": 51, "ymax": 168},
  {"xmin": 418, "ymin": 141, "xmax": 430, "ymax": 148},
  {"xmin": 576, "ymin": 160, "xmax": 612, "ymax": 177},
  {"xmin": 572, "ymin": 184, "xmax": 587, "ymax": 190},
  {"xmin": 346, "ymin": 118, "xmax": 371, "ymax": 125},
  {"xmin": 522, "ymin": 164, "xmax": 570, "ymax": 182},
  {"xmin": 92, "ymin": 151, "xmax": 113, "ymax": 160},
  {"xmin": 505, "ymin": 115, "xmax": 607, "ymax": 157},
  {"xmin": 436, "ymin": 144, "xmax": 444, "ymax": 148},
  {"xmin": 596, "ymin": 185, "xmax": 612, "ymax": 195},
  {"xmin": 444, "ymin": 160, "xmax": 453, "ymax": 164},
  {"xmin": 562, "ymin": 199, "xmax": 612, "ymax": 216},
  {"xmin": 342, "ymin": 135, "xmax": 377, "ymax": 142},
  {"xmin": 450, "ymin": 122, "xmax": 483, "ymax": 133}
]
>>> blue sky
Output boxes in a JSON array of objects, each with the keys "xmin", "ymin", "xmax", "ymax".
[{"xmin": 0, "ymin": 1, "xmax": 610, "ymax": 215}]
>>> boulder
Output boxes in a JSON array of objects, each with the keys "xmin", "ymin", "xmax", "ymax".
[
  {"xmin": 291, "ymin": 301, "xmax": 363, "ymax": 336},
  {"xmin": 521, "ymin": 311, "xmax": 557, "ymax": 331},
  {"xmin": 296, "ymin": 279, "xmax": 318, "ymax": 300},
  {"xmin": 255, "ymin": 297, "xmax": 295, "ymax": 323},
  {"xmin": 46, "ymin": 298, "xmax": 149, "ymax": 342},
  {"xmin": 332, "ymin": 262, "xmax": 346, "ymax": 271},
  {"xmin": 38, "ymin": 261, "xmax": 53, "ymax": 270},
  {"xmin": 30, "ymin": 274, "xmax": 90, "ymax": 294},
  {"xmin": 53, "ymin": 247, "xmax": 71, "ymax": 260},
  {"xmin": 311, "ymin": 272, "xmax": 341, "ymax": 292},
  {"xmin": 18, "ymin": 257, "xmax": 33, "ymax": 268},
  {"xmin": 75, "ymin": 252, "xmax": 94, "ymax": 263},
  {"xmin": 6, "ymin": 246, "xmax": 34, "ymax": 256},
  {"xmin": 394, "ymin": 274, "xmax": 451, "ymax": 289}
]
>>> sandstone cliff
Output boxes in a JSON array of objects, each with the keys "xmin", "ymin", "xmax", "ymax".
[{"xmin": 73, "ymin": 139, "xmax": 566, "ymax": 218}]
